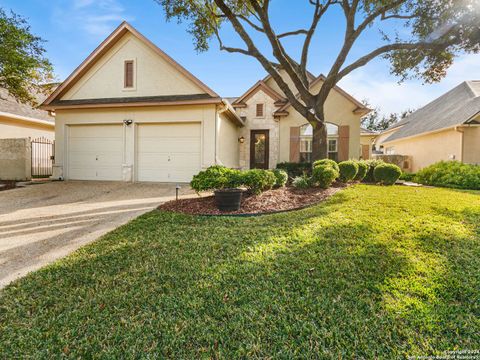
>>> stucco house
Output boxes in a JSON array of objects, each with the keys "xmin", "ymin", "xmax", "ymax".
[
  {"xmin": 41, "ymin": 22, "xmax": 369, "ymax": 183},
  {"xmin": 0, "ymin": 88, "xmax": 54, "ymax": 140},
  {"xmin": 376, "ymin": 81, "xmax": 480, "ymax": 172}
]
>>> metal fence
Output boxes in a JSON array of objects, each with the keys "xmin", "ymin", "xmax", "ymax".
[{"xmin": 31, "ymin": 137, "xmax": 54, "ymax": 178}]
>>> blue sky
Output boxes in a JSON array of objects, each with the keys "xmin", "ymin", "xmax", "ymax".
[{"xmin": 2, "ymin": 0, "xmax": 479, "ymax": 115}]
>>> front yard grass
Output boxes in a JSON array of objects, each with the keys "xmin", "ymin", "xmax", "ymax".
[{"xmin": 1, "ymin": 185, "xmax": 479, "ymax": 358}]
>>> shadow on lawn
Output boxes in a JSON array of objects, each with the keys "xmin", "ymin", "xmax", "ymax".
[{"xmin": 1, "ymin": 190, "xmax": 479, "ymax": 358}]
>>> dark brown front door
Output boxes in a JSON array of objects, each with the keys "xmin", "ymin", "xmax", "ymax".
[{"xmin": 250, "ymin": 130, "xmax": 269, "ymax": 169}]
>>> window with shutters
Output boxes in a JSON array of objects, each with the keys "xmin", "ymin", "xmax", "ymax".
[
  {"xmin": 298, "ymin": 123, "xmax": 339, "ymax": 162},
  {"xmin": 255, "ymin": 103, "xmax": 264, "ymax": 118},
  {"xmin": 124, "ymin": 60, "xmax": 135, "ymax": 89}
]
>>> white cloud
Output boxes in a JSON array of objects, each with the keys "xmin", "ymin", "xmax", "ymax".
[
  {"xmin": 338, "ymin": 53, "xmax": 480, "ymax": 115},
  {"xmin": 53, "ymin": 0, "xmax": 132, "ymax": 37}
]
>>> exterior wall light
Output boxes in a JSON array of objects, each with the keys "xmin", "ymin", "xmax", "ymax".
[
  {"xmin": 123, "ymin": 119, "xmax": 133, "ymax": 126},
  {"xmin": 238, "ymin": 136, "xmax": 245, "ymax": 144}
]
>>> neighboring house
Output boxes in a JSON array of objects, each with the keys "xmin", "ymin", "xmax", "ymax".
[
  {"xmin": 376, "ymin": 81, "xmax": 480, "ymax": 172},
  {"xmin": 41, "ymin": 22, "xmax": 369, "ymax": 183},
  {"xmin": 360, "ymin": 127, "xmax": 376, "ymax": 160},
  {"xmin": 0, "ymin": 88, "xmax": 55, "ymax": 140}
]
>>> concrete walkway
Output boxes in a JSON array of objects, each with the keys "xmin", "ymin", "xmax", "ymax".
[{"xmin": 0, "ymin": 181, "xmax": 192, "ymax": 289}]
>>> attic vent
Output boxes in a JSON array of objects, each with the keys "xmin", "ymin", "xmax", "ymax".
[
  {"xmin": 124, "ymin": 60, "xmax": 134, "ymax": 88},
  {"xmin": 256, "ymin": 103, "xmax": 264, "ymax": 117}
]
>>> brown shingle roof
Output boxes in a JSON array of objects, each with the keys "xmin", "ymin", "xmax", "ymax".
[
  {"xmin": 0, "ymin": 88, "xmax": 54, "ymax": 123},
  {"xmin": 49, "ymin": 93, "xmax": 218, "ymax": 107}
]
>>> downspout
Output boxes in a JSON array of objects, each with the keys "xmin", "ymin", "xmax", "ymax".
[
  {"xmin": 216, "ymin": 102, "xmax": 230, "ymax": 166},
  {"xmin": 454, "ymin": 126, "xmax": 465, "ymax": 162}
]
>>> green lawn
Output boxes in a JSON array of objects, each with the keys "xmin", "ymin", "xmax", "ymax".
[{"xmin": 1, "ymin": 185, "xmax": 479, "ymax": 358}]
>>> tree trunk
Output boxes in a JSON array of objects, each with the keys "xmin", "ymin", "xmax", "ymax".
[{"xmin": 311, "ymin": 120, "xmax": 328, "ymax": 161}]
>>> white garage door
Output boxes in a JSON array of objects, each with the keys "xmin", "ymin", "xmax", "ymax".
[
  {"xmin": 68, "ymin": 124, "xmax": 123, "ymax": 181},
  {"xmin": 137, "ymin": 123, "xmax": 201, "ymax": 182}
]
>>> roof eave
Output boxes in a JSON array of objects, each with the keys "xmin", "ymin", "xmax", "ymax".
[{"xmin": 41, "ymin": 97, "xmax": 223, "ymax": 111}]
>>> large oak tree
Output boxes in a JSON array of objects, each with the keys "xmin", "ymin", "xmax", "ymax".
[
  {"xmin": 0, "ymin": 8, "xmax": 53, "ymax": 106},
  {"xmin": 156, "ymin": 0, "xmax": 479, "ymax": 160}
]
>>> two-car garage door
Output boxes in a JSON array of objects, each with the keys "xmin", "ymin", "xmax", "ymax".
[{"xmin": 67, "ymin": 123, "xmax": 201, "ymax": 182}]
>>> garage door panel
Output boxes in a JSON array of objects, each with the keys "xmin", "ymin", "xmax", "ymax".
[
  {"xmin": 138, "ymin": 138, "xmax": 201, "ymax": 153},
  {"xmin": 68, "ymin": 125, "xmax": 123, "ymax": 181},
  {"xmin": 138, "ymin": 123, "xmax": 201, "ymax": 137},
  {"xmin": 137, "ymin": 123, "xmax": 201, "ymax": 183},
  {"xmin": 138, "ymin": 153, "xmax": 201, "ymax": 169},
  {"xmin": 69, "ymin": 138, "xmax": 123, "ymax": 153}
]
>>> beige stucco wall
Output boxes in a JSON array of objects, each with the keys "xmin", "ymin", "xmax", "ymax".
[
  {"xmin": 374, "ymin": 127, "xmax": 401, "ymax": 152},
  {"xmin": 62, "ymin": 32, "xmax": 205, "ymax": 101},
  {"xmin": 53, "ymin": 104, "xmax": 219, "ymax": 180},
  {"xmin": 0, "ymin": 138, "xmax": 31, "ymax": 180},
  {"xmin": 217, "ymin": 111, "xmax": 240, "ymax": 168},
  {"xmin": 236, "ymin": 89, "xmax": 280, "ymax": 169},
  {"xmin": 0, "ymin": 118, "xmax": 54, "ymax": 140},
  {"xmin": 383, "ymin": 128, "xmax": 463, "ymax": 172},
  {"xmin": 279, "ymin": 79, "xmax": 362, "ymax": 162},
  {"xmin": 463, "ymin": 126, "xmax": 480, "ymax": 165}
]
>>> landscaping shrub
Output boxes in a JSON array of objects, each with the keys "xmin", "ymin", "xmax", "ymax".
[
  {"xmin": 399, "ymin": 172, "xmax": 416, "ymax": 182},
  {"xmin": 272, "ymin": 169, "xmax": 288, "ymax": 188},
  {"xmin": 312, "ymin": 158, "xmax": 339, "ymax": 172},
  {"xmin": 354, "ymin": 160, "xmax": 368, "ymax": 181},
  {"xmin": 363, "ymin": 159, "xmax": 385, "ymax": 183},
  {"xmin": 414, "ymin": 161, "xmax": 480, "ymax": 190},
  {"xmin": 292, "ymin": 175, "xmax": 311, "ymax": 189},
  {"xmin": 190, "ymin": 165, "xmax": 242, "ymax": 192},
  {"xmin": 242, "ymin": 169, "xmax": 276, "ymax": 194},
  {"xmin": 373, "ymin": 163, "xmax": 402, "ymax": 185},
  {"xmin": 338, "ymin": 161, "xmax": 358, "ymax": 182},
  {"xmin": 311, "ymin": 164, "xmax": 339, "ymax": 189},
  {"xmin": 276, "ymin": 162, "xmax": 311, "ymax": 178}
]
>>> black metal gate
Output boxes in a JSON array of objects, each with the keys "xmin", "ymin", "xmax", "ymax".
[{"xmin": 31, "ymin": 137, "xmax": 54, "ymax": 178}]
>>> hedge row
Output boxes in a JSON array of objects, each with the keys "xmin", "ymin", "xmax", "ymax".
[{"xmin": 414, "ymin": 161, "xmax": 480, "ymax": 190}]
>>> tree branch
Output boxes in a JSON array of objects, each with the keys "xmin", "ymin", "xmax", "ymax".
[
  {"xmin": 212, "ymin": 0, "xmax": 310, "ymax": 117},
  {"xmin": 277, "ymin": 29, "xmax": 308, "ymax": 38}
]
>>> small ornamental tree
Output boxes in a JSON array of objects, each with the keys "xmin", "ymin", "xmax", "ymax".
[
  {"xmin": 156, "ymin": 0, "xmax": 480, "ymax": 160},
  {"xmin": 0, "ymin": 8, "xmax": 53, "ymax": 105}
]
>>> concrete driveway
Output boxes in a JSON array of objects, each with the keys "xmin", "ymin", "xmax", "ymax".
[{"xmin": 0, "ymin": 181, "xmax": 193, "ymax": 289}]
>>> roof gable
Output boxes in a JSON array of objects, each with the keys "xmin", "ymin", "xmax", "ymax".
[
  {"xmin": 232, "ymin": 80, "xmax": 285, "ymax": 106},
  {"xmin": 274, "ymin": 74, "xmax": 369, "ymax": 115},
  {"xmin": 42, "ymin": 22, "xmax": 218, "ymax": 108},
  {"xmin": 384, "ymin": 81, "xmax": 480, "ymax": 143}
]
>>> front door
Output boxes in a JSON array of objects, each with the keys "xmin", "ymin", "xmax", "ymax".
[{"xmin": 250, "ymin": 130, "xmax": 269, "ymax": 169}]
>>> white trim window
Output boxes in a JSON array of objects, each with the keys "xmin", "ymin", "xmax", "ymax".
[{"xmin": 299, "ymin": 123, "xmax": 339, "ymax": 162}]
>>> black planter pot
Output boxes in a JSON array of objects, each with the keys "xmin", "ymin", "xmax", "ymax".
[{"xmin": 214, "ymin": 188, "xmax": 243, "ymax": 211}]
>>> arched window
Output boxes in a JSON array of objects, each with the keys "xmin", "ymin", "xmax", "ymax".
[{"xmin": 299, "ymin": 123, "xmax": 339, "ymax": 162}]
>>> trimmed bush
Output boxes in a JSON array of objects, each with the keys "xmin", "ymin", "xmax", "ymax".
[
  {"xmin": 374, "ymin": 163, "xmax": 402, "ymax": 185},
  {"xmin": 292, "ymin": 175, "xmax": 311, "ymax": 189},
  {"xmin": 399, "ymin": 172, "xmax": 416, "ymax": 182},
  {"xmin": 354, "ymin": 161, "xmax": 368, "ymax": 181},
  {"xmin": 338, "ymin": 161, "xmax": 359, "ymax": 182},
  {"xmin": 311, "ymin": 164, "xmax": 339, "ymax": 189},
  {"xmin": 272, "ymin": 169, "xmax": 288, "ymax": 188},
  {"xmin": 363, "ymin": 159, "xmax": 385, "ymax": 183},
  {"xmin": 312, "ymin": 159, "xmax": 339, "ymax": 172},
  {"xmin": 276, "ymin": 162, "xmax": 312, "ymax": 178},
  {"xmin": 190, "ymin": 165, "xmax": 241, "ymax": 193},
  {"xmin": 242, "ymin": 169, "xmax": 276, "ymax": 195},
  {"xmin": 414, "ymin": 161, "xmax": 480, "ymax": 190}
]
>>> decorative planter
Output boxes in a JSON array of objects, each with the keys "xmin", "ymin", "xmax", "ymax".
[{"xmin": 214, "ymin": 188, "xmax": 243, "ymax": 211}]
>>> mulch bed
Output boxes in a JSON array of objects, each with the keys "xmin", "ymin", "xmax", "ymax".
[{"xmin": 159, "ymin": 183, "xmax": 346, "ymax": 216}]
